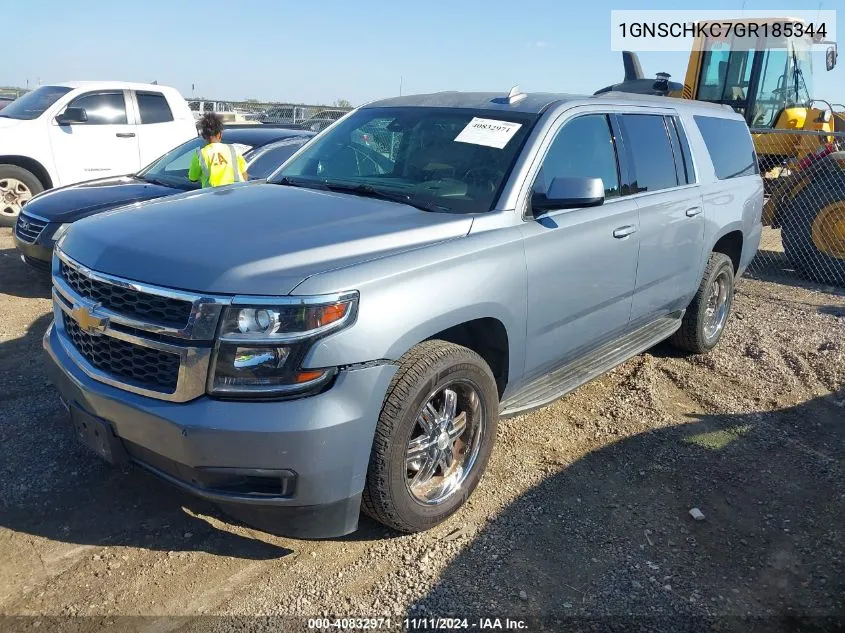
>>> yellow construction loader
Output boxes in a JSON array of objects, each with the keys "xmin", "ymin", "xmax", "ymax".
[{"xmin": 597, "ymin": 17, "xmax": 845, "ymax": 285}]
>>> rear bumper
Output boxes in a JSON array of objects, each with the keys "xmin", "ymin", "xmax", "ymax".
[{"xmin": 43, "ymin": 322, "xmax": 397, "ymax": 538}]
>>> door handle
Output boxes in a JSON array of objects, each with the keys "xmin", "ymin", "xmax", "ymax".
[
  {"xmin": 115, "ymin": 132, "xmax": 136, "ymax": 138},
  {"xmin": 612, "ymin": 225, "xmax": 637, "ymax": 239},
  {"xmin": 685, "ymin": 206, "xmax": 703, "ymax": 217}
]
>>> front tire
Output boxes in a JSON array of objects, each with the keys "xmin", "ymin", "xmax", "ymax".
[
  {"xmin": 362, "ymin": 340, "xmax": 499, "ymax": 533},
  {"xmin": 0, "ymin": 165, "xmax": 43, "ymax": 227},
  {"xmin": 670, "ymin": 252, "xmax": 735, "ymax": 354}
]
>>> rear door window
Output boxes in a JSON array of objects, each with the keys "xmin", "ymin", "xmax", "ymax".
[
  {"xmin": 618, "ymin": 114, "xmax": 679, "ymax": 193},
  {"xmin": 137, "ymin": 92, "xmax": 174, "ymax": 124},
  {"xmin": 694, "ymin": 115, "xmax": 759, "ymax": 179}
]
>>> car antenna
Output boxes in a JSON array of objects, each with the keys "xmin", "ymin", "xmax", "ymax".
[{"xmin": 491, "ymin": 85, "xmax": 527, "ymax": 105}]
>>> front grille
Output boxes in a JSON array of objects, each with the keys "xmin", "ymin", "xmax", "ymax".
[
  {"xmin": 14, "ymin": 214, "xmax": 48, "ymax": 243},
  {"xmin": 62, "ymin": 313, "xmax": 180, "ymax": 392},
  {"xmin": 60, "ymin": 260, "xmax": 193, "ymax": 328}
]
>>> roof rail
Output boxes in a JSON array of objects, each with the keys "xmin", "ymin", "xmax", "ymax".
[{"xmin": 592, "ymin": 91, "xmax": 734, "ymax": 111}]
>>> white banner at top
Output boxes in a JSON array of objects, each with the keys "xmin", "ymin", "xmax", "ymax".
[{"xmin": 610, "ymin": 10, "xmax": 837, "ymax": 51}]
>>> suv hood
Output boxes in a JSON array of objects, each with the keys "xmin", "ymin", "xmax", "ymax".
[
  {"xmin": 59, "ymin": 183, "xmax": 473, "ymax": 295},
  {"xmin": 23, "ymin": 175, "xmax": 184, "ymax": 223}
]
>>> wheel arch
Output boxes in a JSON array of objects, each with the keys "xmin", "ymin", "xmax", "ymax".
[
  {"xmin": 0, "ymin": 155, "xmax": 54, "ymax": 189},
  {"xmin": 711, "ymin": 229, "xmax": 744, "ymax": 273},
  {"xmin": 426, "ymin": 317, "xmax": 510, "ymax": 400}
]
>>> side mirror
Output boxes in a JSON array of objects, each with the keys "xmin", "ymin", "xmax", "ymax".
[
  {"xmin": 56, "ymin": 107, "xmax": 88, "ymax": 125},
  {"xmin": 532, "ymin": 176, "xmax": 605, "ymax": 213},
  {"xmin": 826, "ymin": 46, "xmax": 838, "ymax": 71}
]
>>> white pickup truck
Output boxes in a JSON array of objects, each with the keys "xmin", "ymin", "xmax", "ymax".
[{"xmin": 0, "ymin": 81, "xmax": 196, "ymax": 225}]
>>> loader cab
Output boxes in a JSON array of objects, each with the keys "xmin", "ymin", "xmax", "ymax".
[{"xmin": 689, "ymin": 19, "xmax": 827, "ymax": 130}]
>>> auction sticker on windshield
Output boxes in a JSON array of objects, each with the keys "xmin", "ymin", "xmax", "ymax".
[{"xmin": 454, "ymin": 118, "xmax": 522, "ymax": 149}]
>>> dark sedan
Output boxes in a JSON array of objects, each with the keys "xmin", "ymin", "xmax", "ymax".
[{"xmin": 14, "ymin": 126, "xmax": 314, "ymax": 271}]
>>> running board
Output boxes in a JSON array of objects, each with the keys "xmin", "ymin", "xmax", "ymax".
[{"xmin": 499, "ymin": 313, "xmax": 683, "ymax": 418}]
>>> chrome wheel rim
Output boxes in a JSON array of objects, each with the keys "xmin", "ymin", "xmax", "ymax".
[
  {"xmin": 405, "ymin": 381, "xmax": 484, "ymax": 506},
  {"xmin": 0, "ymin": 178, "xmax": 33, "ymax": 219},
  {"xmin": 703, "ymin": 270, "xmax": 731, "ymax": 341}
]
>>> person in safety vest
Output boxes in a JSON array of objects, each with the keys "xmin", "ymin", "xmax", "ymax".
[{"xmin": 188, "ymin": 113, "xmax": 248, "ymax": 187}]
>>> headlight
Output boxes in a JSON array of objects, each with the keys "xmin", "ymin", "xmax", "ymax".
[
  {"xmin": 209, "ymin": 292, "xmax": 358, "ymax": 397},
  {"xmin": 51, "ymin": 223, "xmax": 73, "ymax": 243}
]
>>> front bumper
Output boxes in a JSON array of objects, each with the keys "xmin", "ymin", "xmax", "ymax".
[
  {"xmin": 44, "ymin": 322, "xmax": 397, "ymax": 538},
  {"xmin": 13, "ymin": 222, "xmax": 56, "ymax": 272}
]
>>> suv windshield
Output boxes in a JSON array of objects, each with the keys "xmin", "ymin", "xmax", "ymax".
[
  {"xmin": 0, "ymin": 85, "xmax": 72, "ymax": 120},
  {"xmin": 271, "ymin": 106, "xmax": 538, "ymax": 214}
]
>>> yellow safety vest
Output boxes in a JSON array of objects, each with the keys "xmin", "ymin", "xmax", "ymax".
[{"xmin": 190, "ymin": 143, "xmax": 246, "ymax": 188}]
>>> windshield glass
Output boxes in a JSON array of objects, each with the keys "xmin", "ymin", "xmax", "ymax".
[
  {"xmin": 748, "ymin": 36, "xmax": 814, "ymax": 128},
  {"xmin": 0, "ymin": 85, "xmax": 72, "ymax": 120},
  {"xmin": 138, "ymin": 137, "xmax": 204, "ymax": 186},
  {"xmin": 271, "ymin": 106, "xmax": 538, "ymax": 214},
  {"xmin": 792, "ymin": 38, "xmax": 813, "ymax": 105},
  {"xmin": 138, "ymin": 136, "xmax": 270, "ymax": 187}
]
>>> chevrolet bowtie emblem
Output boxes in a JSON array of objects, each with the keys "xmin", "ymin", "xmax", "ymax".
[{"xmin": 71, "ymin": 304, "xmax": 108, "ymax": 335}]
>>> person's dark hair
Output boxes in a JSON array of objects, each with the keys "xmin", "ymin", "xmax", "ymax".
[{"xmin": 197, "ymin": 112, "xmax": 224, "ymax": 140}]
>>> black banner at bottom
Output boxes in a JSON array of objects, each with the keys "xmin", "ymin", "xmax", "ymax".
[{"xmin": 0, "ymin": 615, "xmax": 842, "ymax": 633}]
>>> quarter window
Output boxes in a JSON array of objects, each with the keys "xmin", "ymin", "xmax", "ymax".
[
  {"xmin": 694, "ymin": 115, "xmax": 759, "ymax": 179},
  {"xmin": 618, "ymin": 114, "xmax": 679, "ymax": 193},
  {"xmin": 535, "ymin": 114, "xmax": 621, "ymax": 199},
  {"xmin": 137, "ymin": 92, "xmax": 173, "ymax": 124},
  {"xmin": 65, "ymin": 92, "xmax": 127, "ymax": 125}
]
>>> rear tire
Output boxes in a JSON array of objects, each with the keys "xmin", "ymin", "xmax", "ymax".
[
  {"xmin": 670, "ymin": 252, "xmax": 735, "ymax": 354},
  {"xmin": 781, "ymin": 179, "xmax": 845, "ymax": 287},
  {"xmin": 0, "ymin": 165, "xmax": 43, "ymax": 227},
  {"xmin": 362, "ymin": 340, "xmax": 499, "ymax": 533}
]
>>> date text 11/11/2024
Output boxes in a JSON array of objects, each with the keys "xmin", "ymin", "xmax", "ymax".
[{"xmin": 307, "ymin": 618, "xmax": 530, "ymax": 630}]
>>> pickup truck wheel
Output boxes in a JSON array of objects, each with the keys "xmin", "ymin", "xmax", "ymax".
[
  {"xmin": 0, "ymin": 165, "xmax": 43, "ymax": 227},
  {"xmin": 669, "ymin": 252, "xmax": 734, "ymax": 354},
  {"xmin": 362, "ymin": 340, "xmax": 499, "ymax": 533}
]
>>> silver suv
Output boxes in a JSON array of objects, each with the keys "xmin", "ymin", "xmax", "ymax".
[{"xmin": 44, "ymin": 89, "xmax": 763, "ymax": 538}]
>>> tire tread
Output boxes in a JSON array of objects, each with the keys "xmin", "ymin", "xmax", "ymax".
[
  {"xmin": 670, "ymin": 252, "xmax": 734, "ymax": 354},
  {"xmin": 362, "ymin": 340, "xmax": 495, "ymax": 533}
]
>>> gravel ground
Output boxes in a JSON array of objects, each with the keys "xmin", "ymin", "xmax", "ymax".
[{"xmin": 1, "ymin": 227, "xmax": 843, "ymax": 633}]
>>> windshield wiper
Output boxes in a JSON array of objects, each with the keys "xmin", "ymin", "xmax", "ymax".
[
  {"xmin": 139, "ymin": 175, "xmax": 180, "ymax": 188},
  {"xmin": 274, "ymin": 176, "xmax": 328, "ymax": 190},
  {"xmin": 321, "ymin": 182, "xmax": 448, "ymax": 213}
]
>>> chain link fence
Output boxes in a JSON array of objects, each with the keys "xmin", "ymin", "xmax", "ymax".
[{"xmin": 744, "ymin": 127, "xmax": 845, "ymax": 289}]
